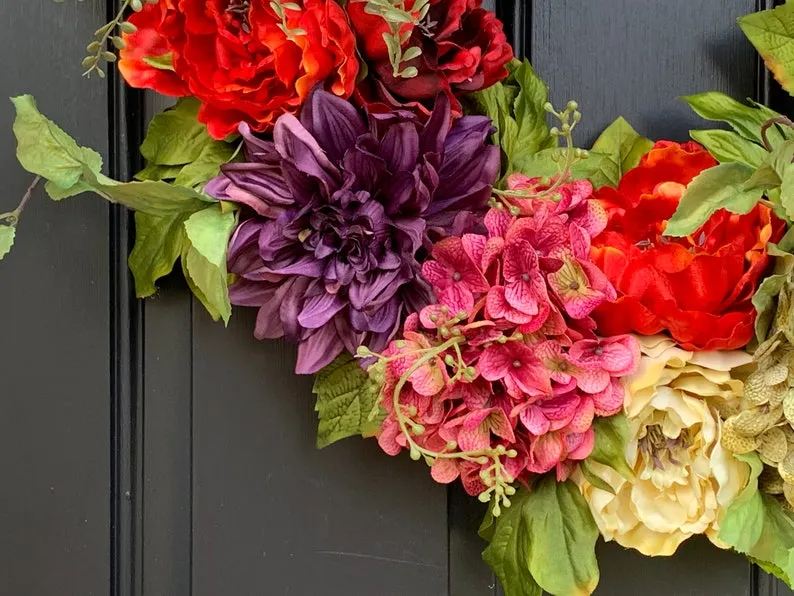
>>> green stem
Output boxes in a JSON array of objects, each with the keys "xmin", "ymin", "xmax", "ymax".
[
  {"xmin": 0, "ymin": 176, "xmax": 41, "ymax": 225},
  {"xmin": 389, "ymin": 335, "xmax": 517, "ymax": 510}
]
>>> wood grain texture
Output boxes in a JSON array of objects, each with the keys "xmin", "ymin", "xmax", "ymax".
[{"xmin": 0, "ymin": 1, "xmax": 110, "ymax": 595}]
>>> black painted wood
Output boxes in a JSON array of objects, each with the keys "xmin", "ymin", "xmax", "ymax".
[
  {"xmin": 3, "ymin": 0, "xmax": 794, "ymax": 595},
  {"xmin": 0, "ymin": 1, "xmax": 111, "ymax": 595}
]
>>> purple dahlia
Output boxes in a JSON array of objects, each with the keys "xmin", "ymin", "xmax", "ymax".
[{"xmin": 206, "ymin": 88, "xmax": 500, "ymax": 374}]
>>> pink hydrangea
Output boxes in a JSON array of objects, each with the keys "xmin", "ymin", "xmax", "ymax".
[{"xmin": 374, "ymin": 178, "xmax": 640, "ymax": 498}]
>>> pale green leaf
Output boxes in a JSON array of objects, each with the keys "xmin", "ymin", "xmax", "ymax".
[
  {"xmin": 182, "ymin": 204, "xmax": 236, "ymax": 324},
  {"xmin": 313, "ymin": 353, "xmax": 385, "ymax": 448},
  {"xmin": 141, "ymin": 98, "xmax": 214, "ymax": 166},
  {"xmin": 174, "ymin": 141, "xmax": 237, "ymax": 189},
  {"xmin": 134, "ymin": 163, "xmax": 183, "ymax": 182},
  {"xmin": 753, "ymin": 240, "xmax": 794, "ymax": 341},
  {"xmin": 12, "ymin": 94, "xmax": 210, "ymax": 216},
  {"xmin": 681, "ymin": 92, "xmax": 790, "ymax": 146},
  {"xmin": 0, "ymin": 225, "xmax": 16, "ymax": 260},
  {"xmin": 689, "ymin": 129, "xmax": 768, "ymax": 167},
  {"xmin": 468, "ymin": 59, "xmax": 556, "ymax": 182},
  {"xmin": 483, "ymin": 478, "xmax": 599, "ymax": 596},
  {"xmin": 718, "ymin": 453, "xmax": 765, "ymax": 553},
  {"xmin": 12, "ymin": 95, "xmax": 103, "ymax": 190},
  {"xmin": 141, "ymin": 52, "xmax": 175, "ymax": 71},
  {"xmin": 780, "ymin": 165, "xmax": 794, "ymax": 220},
  {"xmin": 585, "ymin": 414, "xmax": 635, "ymax": 482},
  {"xmin": 128, "ymin": 211, "xmax": 189, "ymax": 298},
  {"xmin": 665, "ymin": 163, "xmax": 764, "ymax": 237},
  {"xmin": 740, "ymin": 2, "xmax": 794, "ymax": 97},
  {"xmin": 587, "ymin": 116, "xmax": 653, "ymax": 187}
]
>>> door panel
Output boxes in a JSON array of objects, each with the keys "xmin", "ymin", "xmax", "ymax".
[{"xmin": 2, "ymin": 1, "xmax": 794, "ymax": 595}]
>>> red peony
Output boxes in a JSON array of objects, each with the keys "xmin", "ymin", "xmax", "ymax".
[
  {"xmin": 118, "ymin": 0, "xmax": 359, "ymax": 139},
  {"xmin": 348, "ymin": 0, "xmax": 513, "ymax": 118},
  {"xmin": 591, "ymin": 141, "xmax": 786, "ymax": 351}
]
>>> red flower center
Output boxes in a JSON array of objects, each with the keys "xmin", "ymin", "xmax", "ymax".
[{"xmin": 512, "ymin": 360, "xmax": 522, "ymax": 368}]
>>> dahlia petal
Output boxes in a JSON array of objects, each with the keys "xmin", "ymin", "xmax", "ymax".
[
  {"xmin": 273, "ymin": 114, "xmax": 338, "ymax": 188},
  {"xmin": 295, "ymin": 323, "xmax": 346, "ymax": 374},
  {"xmin": 297, "ymin": 291, "xmax": 346, "ymax": 329},
  {"xmin": 300, "ymin": 88, "xmax": 367, "ymax": 163},
  {"xmin": 380, "ymin": 122, "xmax": 420, "ymax": 173}
]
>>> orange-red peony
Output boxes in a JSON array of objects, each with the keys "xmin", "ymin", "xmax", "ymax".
[
  {"xmin": 591, "ymin": 141, "xmax": 785, "ymax": 351},
  {"xmin": 118, "ymin": 0, "xmax": 359, "ymax": 139}
]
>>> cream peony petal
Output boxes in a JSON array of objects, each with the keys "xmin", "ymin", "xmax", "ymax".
[
  {"xmin": 689, "ymin": 350, "xmax": 754, "ymax": 371},
  {"xmin": 581, "ymin": 335, "xmax": 751, "ymax": 558}
]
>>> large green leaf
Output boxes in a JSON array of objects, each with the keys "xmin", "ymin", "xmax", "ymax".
[
  {"xmin": 469, "ymin": 59, "xmax": 556, "ymax": 181},
  {"xmin": 719, "ymin": 452, "xmax": 794, "ymax": 587},
  {"xmin": 11, "ymin": 94, "xmax": 210, "ymax": 216},
  {"xmin": 174, "ymin": 141, "xmax": 237, "ymax": 189},
  {"xmin": 12, "ymin": 95, "xmax": 103, "ymax": 189},
  {"xmin": 740, "ymin": 2, "xmax": 794, "ymax": 97},
  {"xmin": 585, "ymin": 414, "xmax": 635, "ymax": 482},
  {"xmin": 585, "ymin": 117, "xmax": 653, "ymax": 187},
  {"xmin": 689, "ymin": 129, "xmax": 768, "ymax": 168},
  {"xmin": 182, "ymin": 204, "xmax": 236, "ymax": 324},
  {"xmin": 140, "ymin": 98, "xmax": 214, "ymax": 166},
  {"xmin": 128, "ymin": 211, "xmax": 189, "ymax": 298},
  {"xmin": 483, "ymin": 478, "xmax": 600, "ymax": 596},
  {"xmin": 681, "ymin": 92, "xmax": 789, "ymax": 146},
  {"xmin": 664, "ymin": 162, "xmax": 764, "ymax": 237},
  {"xmin": 313, "ymin": 353, "xmax": 385, "ymax": 448}
]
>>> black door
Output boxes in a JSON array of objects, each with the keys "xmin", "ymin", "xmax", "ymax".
[{"xmin": 1, "ymin": 1, "xmax": 791, "ymax": 594}]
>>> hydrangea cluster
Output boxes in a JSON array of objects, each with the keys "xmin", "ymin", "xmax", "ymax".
[{"xmin": 371, "ymin": 178, "xmax": 640, "ymax": 504}]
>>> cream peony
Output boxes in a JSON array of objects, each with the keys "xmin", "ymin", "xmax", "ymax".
[{"xmin": 578, "ymin": 335, "xmax": 752, "ymax": 556}]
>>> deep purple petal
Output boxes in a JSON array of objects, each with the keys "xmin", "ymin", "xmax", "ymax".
[
  {"xmin": 274, "ymin": 114, "xmax": 340, "ymax": 189},
  {"xmin": 297, "ymin": 291, "xmax": 346, "ymax": 329},
  {"xmin": 300, "ymin": 88, "xmax": 367, "ymax": 163},
  {"xmin": 295, "ymin": 324, "xmax": 346, "ymax": 374},
  {"xmin": 380, "ymin": 122, "xmax": 420, "ymax": 173}
]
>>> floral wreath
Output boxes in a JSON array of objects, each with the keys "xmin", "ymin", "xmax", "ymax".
[{"xmin": 7, "ymin": 1, "xmax": 794, "ymax": 594}]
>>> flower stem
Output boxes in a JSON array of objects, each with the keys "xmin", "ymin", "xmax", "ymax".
[
  {"xmin": 0, "ymin": 176, "xmax": 41, "ymax": 225},
  {"xmin": 389, "ymin": 335, "xmax": 516, "ymax": 512}
]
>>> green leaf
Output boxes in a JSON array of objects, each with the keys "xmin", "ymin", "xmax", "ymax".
[
  {"xmin": 128, "ymin": 211, "xmax": 189, "ymax": 298},
  {"xmin": 739, "ymin": 2, "xmax": 794, "ymax": 96},
  {"xmin": 313, "ymin": 353, "xmax": 384, "ymax": 448},
  {"xmin": 585, "ymin": 414, "xmax": 635, "ymax": 482},
  {"xmin": 174, "ymin": 141, "xmax": 237, "ymax": 189},
  {"xmin": 579, "ymin": 460, "xmax": 616, "ymax": 495},
  {"xmin": 681, "ymin": 92, "xmax": 790, "ymax": 146},
  {"xmin": 664, "ymin": 162, "xmax": 764, "ymax": 237},
  {"xmin": 141, "ymin": 52, "xmax": 175, "ymax": 71},
  {"xmin": 83, "ymin": 171, "xmax": 211, "ymax": 215},
  {"xmin": 586, "ymin": 116, "xmax": 653, "ymax": 187},
  {"xmin": 134, "ymin": 163, "xmax": 183, "ymax": 182},
  {"xmin": 12, "ymin": 94, "xmax": 210, "ymax": 216},
  {"xmin": 483, "ymin": 477, "xmax": 599, "ymax": 596},
  {"xmin": 719, "ymin": 452, "xmax": 794, "ymax": 587},
  {"xmin": 140, "ymin": 98, "xmax": 215, "ymax": 166},
  {"xmin": 0, "ymin": 224, "xmax": 16, "ymax": 260},
  {"xmin": 468, "ymin": 59, "xmax": 556, "ymax": 182},
  {"xmin": 12, "ymin": 95, "xmax": 103, "ymax": 190},
  {"xmin": 753, "ymin": 240, "xmax": 794, "ymax": 341},
  {"xmin": 689, "ymin": 129, "xmax": 768, "ymax": 167},
  {"xmin": 182, "ymin": 204, "xmax": 236, "ymax": 324},
  {"xmin": 780, "ymin": 162, "xmax": 794, "ymax": 221},
  {"xmin": 719, "ymin": 453, "xmax": 766, "ymax": 553}
]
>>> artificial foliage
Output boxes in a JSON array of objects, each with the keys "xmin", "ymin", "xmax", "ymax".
[{"xmin": 10, "ymin": 0, "xmax": 794, "ymax": 594}]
